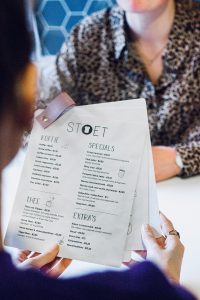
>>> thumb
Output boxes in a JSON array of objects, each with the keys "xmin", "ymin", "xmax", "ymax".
[
  {"xmin": 26, "ymin": 244, "xmax": 60, "ymax": 269},
  {"xmin": 141, "ymin": 224, "xmax": 159, "ymax": 251}
]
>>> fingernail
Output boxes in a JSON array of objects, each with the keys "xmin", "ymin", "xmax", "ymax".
[{"xmin": 49, "ymin": 244, "xmax": 59, "ymax": 252}]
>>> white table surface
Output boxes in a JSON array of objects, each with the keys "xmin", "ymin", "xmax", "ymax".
[{"xmin": 2, "ymin": 149, "xmax": 200, "ymax": 299}]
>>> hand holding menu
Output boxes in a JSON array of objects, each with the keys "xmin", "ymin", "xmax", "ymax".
[{"xmin": 5, "ymin": 95, "xmax": 161, "ymax": 267}]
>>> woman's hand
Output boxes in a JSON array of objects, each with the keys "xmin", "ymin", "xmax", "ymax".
[
  {"xmin": 152, "ymin": 146, "xmax": 181, "ymax": 182},
  {"xmin": 18, "ymin": 244, "xmax": 72, "ymax": 278},
  {"xmin": 142, "ymin": 212, "xmax": 184, "ymax": 283}
]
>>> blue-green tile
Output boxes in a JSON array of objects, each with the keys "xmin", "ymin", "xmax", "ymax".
[{"xmin": 42, "ymin": 1, "xmax": 66, "ymax": 26}]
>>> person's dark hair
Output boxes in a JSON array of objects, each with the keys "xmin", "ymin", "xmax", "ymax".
[{"xmin": 0, "ymin": 0, "xmax": 32, "ymax": 119}]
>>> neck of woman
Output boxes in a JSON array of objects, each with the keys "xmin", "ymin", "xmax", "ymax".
[{"xmin": 126, "ymin": 0, "xmax": 175, "ymax": 45}]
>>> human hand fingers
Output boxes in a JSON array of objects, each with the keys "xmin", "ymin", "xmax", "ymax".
[
  {"xmin": 20, "ymin": 244, "xmax": 59, "ymax": 269},
  {"xmin": 123, "ymin": 259, "xmax": 139, "ymax": 267},
  {"xmin": 141, "ymin": 224, "xmax": 159, "ymax": 251},
  {"xmin": 156, "ymin": 235, "xmax": 166, "ymax": 248},
  {"xmin": 159, "ymin": 212, "xmax": 184, "ymax": 254},
  {"xmin": 123, "ymin": 250, "xmax": 146, "ymax": 267},
  {"xmin": 45, "ymin": 258, "xmax": 72, "ymax": 278},
  {"xmin": 18, "ymin": 250, "xmax": 32, "ymax": 263},
  {"xmin": 39, "ymin": 256, "xmax": 60, "ymax": 273},
  {"xmin": 18, "ymin": 250, "xmax": 42, "ymax": 264},
  {"xmin": 159, "ymin": 212, "xmax": 175, "ymax": 236},
  {"xmin": 134, "ymin": 250, "xmax": 147, "ymax": 259}
]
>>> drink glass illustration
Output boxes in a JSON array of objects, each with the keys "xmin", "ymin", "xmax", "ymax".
[
  {"xmin": 118, "ymin": 168, "xmax": 125, "ymax": 178},
  {"xmin": 46, "ymin": 196, "xmax": 55, "ymax": 208}
]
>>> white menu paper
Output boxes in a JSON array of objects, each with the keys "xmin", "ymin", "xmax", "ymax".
[{"xmin": 5, "ymin": 99, "xmax": 161, "ymax": 267}]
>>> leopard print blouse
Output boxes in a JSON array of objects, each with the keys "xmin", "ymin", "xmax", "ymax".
[{"xmin": 38, "ymin": 0, "xmax": 200, "ymax": 178}]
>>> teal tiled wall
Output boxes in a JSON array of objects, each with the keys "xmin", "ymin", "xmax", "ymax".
[{"xmin": 36, "ymin": 0, "xmax": 116, "ymax": 54}]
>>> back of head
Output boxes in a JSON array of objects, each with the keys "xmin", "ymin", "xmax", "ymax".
[{"xmin": 0, "ymin": 0, "xmax": 32, "ymax": 119}]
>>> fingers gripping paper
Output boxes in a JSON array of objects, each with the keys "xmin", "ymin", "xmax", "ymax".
[{"xmin": 5, "ymin": 96, "xmax": 161, "ymax": 267}]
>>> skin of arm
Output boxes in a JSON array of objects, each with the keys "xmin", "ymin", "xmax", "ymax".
[{"xmin": 152, "ymin": 146, "xmax": 181, "ymax": 182}]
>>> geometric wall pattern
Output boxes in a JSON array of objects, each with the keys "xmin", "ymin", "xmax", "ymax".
[
  {"xmin": 35, "ymin": 0, "xmax": 200, "ymax": 55},
  {"xmin": 36, "ymin": 0, "xmax": 116, "ymax": 54}
]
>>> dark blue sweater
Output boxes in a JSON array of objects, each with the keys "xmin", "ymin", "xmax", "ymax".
[{"xmin": 0, "ymin": 251, "xmax": 196, "ymax": 300}]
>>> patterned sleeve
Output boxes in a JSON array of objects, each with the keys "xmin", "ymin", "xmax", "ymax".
[{"xmin": 175, "ymin": 119, "xmax": 200, "ymax": 178}]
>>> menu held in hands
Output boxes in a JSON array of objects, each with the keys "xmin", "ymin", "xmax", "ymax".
[{"xmin": 5, "ymin": 94, "xmax": 161, "ymax": 267}]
